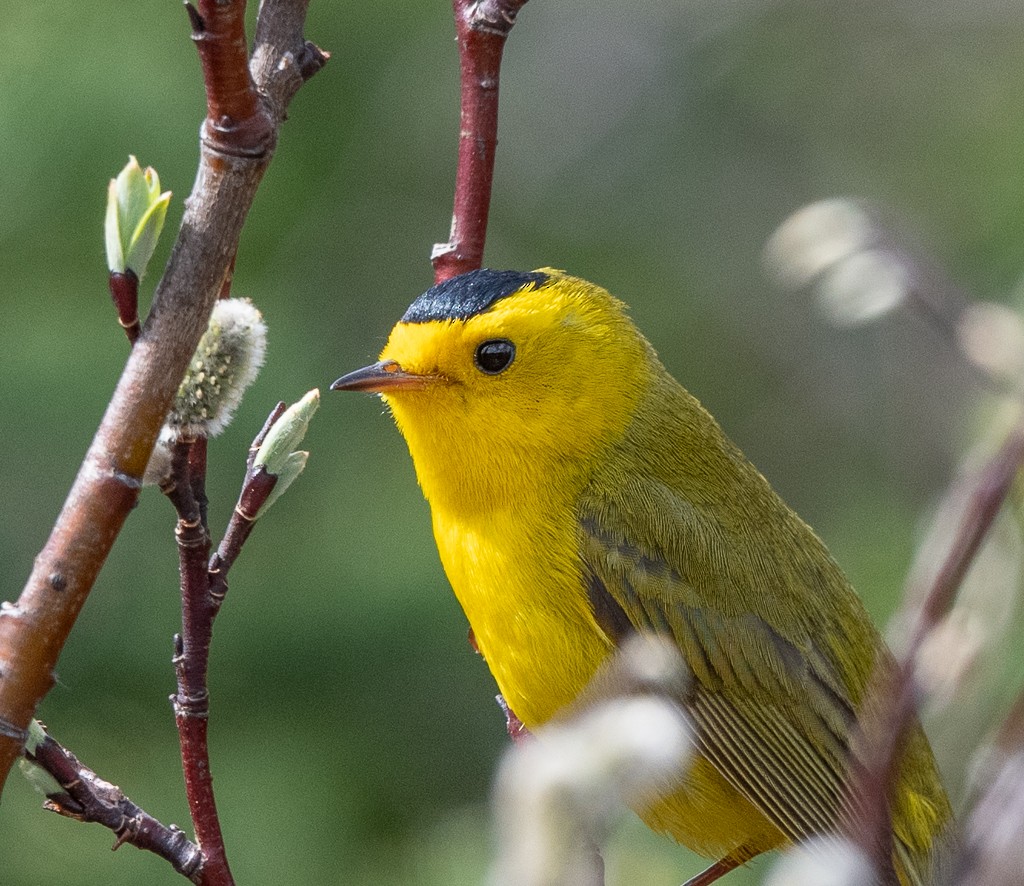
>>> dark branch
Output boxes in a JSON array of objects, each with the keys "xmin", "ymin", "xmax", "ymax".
[
  {"xmin": 108, "ymin": 270, "xmax": 141, "ymax": 344},
  {"xmin": 163, "ymin": 435, "xmax": 232, "ymax": 885},
  {"xmin": 165, "ymin": 400, "xmax": 289, "ymax": 884},
  {"xmin": 25, "ymin": 725, "xmax": 202, "ymax": 881}
]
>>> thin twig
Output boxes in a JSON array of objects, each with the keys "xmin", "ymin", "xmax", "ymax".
[
  {"xmin": 163, "ymin": 437, "xmax": 233, "ymax": 886},
  {"xmin": 166, "ymin": 403, "xmax": 286, "ymax": 884},
  {"xmin": 25, "ymin": 724, "xmax": 202, "ymax": 881},
  {"xmin": 431, "ymin": 0, "xmax": 530, "ymax": 283},
  {"xmin": 108, "ymin": 270, "xmax": 141, "ymax": 344},
  {"xmin": 845, "ymin": 423, "xmax": 1024, "ymax": 877},
  {"xmin": 0, "ymin": 0, "xmax": 325, "ymax": 792}
]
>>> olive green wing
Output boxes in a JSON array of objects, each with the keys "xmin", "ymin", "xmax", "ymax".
[{"xmin": 578, "ymin": 495, "xmax": 863, "ymax": 845}]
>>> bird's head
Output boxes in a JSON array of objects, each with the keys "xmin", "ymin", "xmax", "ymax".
[{"xmin": 332, "ymin": 268, "xmax": 650, "ymax": 511}]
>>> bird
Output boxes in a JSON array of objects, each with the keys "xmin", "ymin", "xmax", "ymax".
[{"xmin": 331, "ymin": 267, "xmax": 951, "ymax": 884}]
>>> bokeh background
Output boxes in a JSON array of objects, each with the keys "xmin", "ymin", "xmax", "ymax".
[{"xmin": 2, "ymin": 1, "xmax": 1023, "ymax": 883}]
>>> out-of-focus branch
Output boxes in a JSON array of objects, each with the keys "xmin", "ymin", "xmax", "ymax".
[
  {"xmin": 765, "ymin": 199, "xmax": 1024, "ymax": 398},
  {"xmin": 22, "ymin": 722, "xmax": 202, "ymax": 881},
  {"xmin": 431, "ymin": 0, "xmax": 530, "ymax": 283},
  {"xmin": 956, "ymin": 689, "xmax": 1024, "ymax": 886},
  {"xmin": 490, "ymin": 635, "xmax": 692, "ymax": 886},
  {"xmin": 0, "ymin": 0, "xmax": 326, "ymax": 793},
  {"xmin": 844, "ymin": 423, "xmax": 1024, "ymax": 878}
]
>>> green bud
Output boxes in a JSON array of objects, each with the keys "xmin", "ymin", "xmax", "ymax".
[
  {"xmin": 18, "ymin": 757, "xmax": 65, "ymax": 801},
  {"xmin": 166, "ymin": 298, "xmax": 268, "ymax": 438},
  {"xmin": 253, "ymin": 389, "xmax": 319, "ymax": 517},
  {"xmin": 105, "ymin": 156, "xmax": 171, "ymax": 278},
  {"xmin": 142, "ymin": 435, "xmax": 174, "ymax": 487},
  {"xmin": 254, "ymin": 389, "xmax": 319, "ymax": 473},
  {"xmin": 24, "ymin": 719, "xmax": 47, "ymax": 756},
  {"xmin": 258, "ymin": 450, "xmax": 310, "ymax": 517},
  {"xmin": 19, "ymin": 721, "xmax": 64, "ymax": 800}
]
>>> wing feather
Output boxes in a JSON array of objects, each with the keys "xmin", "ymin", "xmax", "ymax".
[{"xmin": 579, "ymin": 494, "xmax": 860, "ymax": 843}]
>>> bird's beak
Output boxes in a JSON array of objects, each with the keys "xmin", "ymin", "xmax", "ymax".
[{"xmin": 330, "ymin": 360, "xmax": 438, "ymax": 393}]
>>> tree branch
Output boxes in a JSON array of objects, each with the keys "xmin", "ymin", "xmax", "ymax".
[
  {"xmin": 162, "ymin": 437, "xmax": 233, "ymax": 885},
  {"xmin": 0, "ymin": 0, "xmax": 326, "ymax": 794},
  {"xmin": 431, "ymin": 0, "xmax": 530, "ymax": 283},
  {"xmin": 24, "ymin": 723, "xmax": 202, "ymax": 881},
  {"xmin": 844, "ymin": 423, "xmax": 1024, "ymax": 878},
  {"xmin": 165, "ymin": 402, "xmax": 288, "ymax": 885},
  {"xmin": 187, "ymin": 0, "xmax": 274, "ymax": 157}
]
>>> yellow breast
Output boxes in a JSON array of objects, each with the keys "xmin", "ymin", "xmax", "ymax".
[{"xmin": 430, "ymin": 500, "xmax": 613, "ymax": 728}]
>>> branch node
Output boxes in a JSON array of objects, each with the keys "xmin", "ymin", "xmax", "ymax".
[
  {"xmin": 233, "ymin": 504, "xmax": 258, "ymax": 523},
  {"xmin": 469, "ymin": 0, "xmax": 526, "ymax": 36},
  {"xmin": 297, "ymin": 42, "xmax": 331, "ymax": 81},
  {"xmin": 184, "ymin": 1, "xmax": 205, "ymax": 34},
  {"xmin": 110, "ymin": 469, "xmax": 143, "ymax": 492},
  {"xmin": 200, "ymin": 116, "xmax": 275, "ymax": 159},
  {"xmin": 173, "ymin": 689, "xmax": 211, "ymax": 720}
]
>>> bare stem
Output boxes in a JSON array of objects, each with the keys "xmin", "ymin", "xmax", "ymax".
[
  {"xmin": 845, "ymin": 423, "xmax": 1024, "ymax": 877},
  {"xmin": 165, "ymin": 402, "xmax": 286, "ymax": 883},
  {"xmin": 108, "ymin": 270, "xmax": 141, "ymax": 344},
  {"xmin": 0, "ymin": 0, "xmax": 325, "ymax": 800},
  {"xmin": 187, "ymin": 0, "xmax": 274, "ymax": 157},
  {"xmin": 956, "ymin": 686, "xmax": 1024, "ymax": 885},
  {"xmin": 431, "ymin": 0, "xmax": 530, "ymax": 283},
  {"xmin": 25, "ymin": 724, "xmax": 202, "ymax": 881},
  {"xmin": 163, "ymin": 438, "xmax": 233, "ymax": 885}
]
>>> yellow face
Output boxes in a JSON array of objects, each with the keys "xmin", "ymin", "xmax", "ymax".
[{"xmin": 338, "ymin": 270, "xmax": 650, "ymax": 512}]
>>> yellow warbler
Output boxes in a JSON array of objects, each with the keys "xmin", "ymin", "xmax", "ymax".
[{"xmin": 332, "ymin": 268, "xmax": 950, "ymax": 883}]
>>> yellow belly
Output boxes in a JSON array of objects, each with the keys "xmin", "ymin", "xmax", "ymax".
[{"xmin": 642, "ymin": 757, "xmax": 787, "ymax": 860}]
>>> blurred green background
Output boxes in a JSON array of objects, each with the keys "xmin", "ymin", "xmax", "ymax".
[{"xmin": 2, "ymin": 1, "xmax": 1023, "ymax": 883}]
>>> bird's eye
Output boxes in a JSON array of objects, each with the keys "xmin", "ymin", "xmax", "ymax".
[{"xmin": 474, "ymin": 339, "xmax": 516, "ymax": 375}]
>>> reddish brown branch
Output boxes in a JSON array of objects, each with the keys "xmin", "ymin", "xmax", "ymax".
[
  {"xmin": 211, "ymin": 401, "xmax": 286, "ymax": 578},
  {"xmin": 163, "ymin": 403, "xmax": 286, "ymax": 884},
  {"xmin": 163, "ymin": 439, "xmax": 233, "ymax": 884},
  {"xmin": 108, "ymin": 270, "xmax": 141, "ymax": 344},
  {"xmin": 431, "ymin": 0, "xmax": 530, "ymax": 283},
  {"xmin": 845, "ymin": 423, "xmax": 1024, "ymax": 877},
  {"xmin": 188, "ymin": 0, "xmax": 274, "ymax": 157},
  {"xmin": 0, "ymin": 0, "xmax": 324, "ymax": 799}
]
